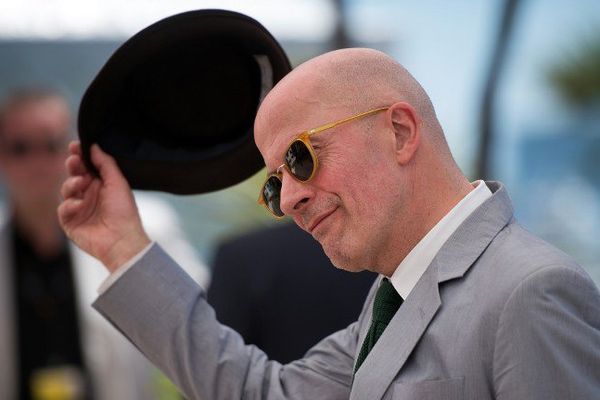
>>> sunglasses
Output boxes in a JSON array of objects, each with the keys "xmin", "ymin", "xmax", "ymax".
[
  {"xmin": 0, "ymin": 138, "xmax": 67, "ymax": 158},
  {"xmin": 258, "ymin": 106, "xmax": 389, "ymax": 218}
]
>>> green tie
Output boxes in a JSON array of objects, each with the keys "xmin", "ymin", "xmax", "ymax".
[{"xmin": 354, "ymin": 278, "xmax": 403, "ymax": 374}]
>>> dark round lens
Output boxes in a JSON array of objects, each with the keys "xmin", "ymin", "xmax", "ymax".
[
  {"xmin": 285, "ymin": 140, "xmax": 314, "ymax": 181},
  {"xmin": 262, "ymin": 175, "xmax": 283, "ymax": 217}
]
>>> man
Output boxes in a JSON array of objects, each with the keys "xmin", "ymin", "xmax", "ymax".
[
  {"xmin": 58, "ymin": 49, "xmax": 600, "ymax": 399},
  {"xmin": 0, "ymin": 89, "xmax": 207, "ymax": 399}
]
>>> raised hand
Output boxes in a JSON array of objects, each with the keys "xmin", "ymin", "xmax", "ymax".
[{"xmin": 58, "ymin": 142, "xmax": 150, "ymax": 272}]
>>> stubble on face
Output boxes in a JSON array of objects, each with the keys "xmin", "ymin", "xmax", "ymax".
[{"xmin": 316, "ymin": 197, "xmax": 397, "ymax": 274}]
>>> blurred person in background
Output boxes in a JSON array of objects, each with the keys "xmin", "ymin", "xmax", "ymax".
[
  {"xmin": 0, "ymin": 88, "xmax": 208, "ymax": 400},
  {"xmin": 209, "ymin": 222, "xmax": 375, "ymax": 364}
]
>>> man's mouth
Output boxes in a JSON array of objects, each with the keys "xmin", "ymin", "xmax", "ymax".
[{"xmin": 308, "ymin": 208, "xmax": 338, "ymax": 234}]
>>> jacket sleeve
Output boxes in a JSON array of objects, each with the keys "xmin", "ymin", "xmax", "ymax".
[
  {"xmin": 93, "ymin": 244, "xmax": 357, "ymax": 400},
  {"xmin": 493, "ymin": 264, "xmax": 600, "ymax": 399}
]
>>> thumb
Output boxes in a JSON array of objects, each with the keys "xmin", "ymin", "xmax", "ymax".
[{"xmin": 90, "ymin": 144, "xmax": 129, "ymax": 189}]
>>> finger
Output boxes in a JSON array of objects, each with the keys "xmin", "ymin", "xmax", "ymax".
[
  {"xmin": 57, "ymin": 198, "xmax": 84, "ymax": 227},
  {"xmin": 66, "ymin": 154, "xmax": 89, "ymax": 176},
  {"xmin": 57, "ymin": 179, "xmax": 100, "ymax": 228},
  {"xmin": 66, "ymin": 141, "xmax": 94, "ymax": 177},
  {"xmin": 69, "ymin": 141, "xmax": 82, "ymax": 156},
  {"xmin": 90, "ymin": 144, "xmax": 129, "ymax": 189},
  {"xmin": 61, "ymin": 175, "xmax": 93, "ymax": 200}
]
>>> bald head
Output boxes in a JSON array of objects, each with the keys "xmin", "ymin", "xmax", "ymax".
[
  {"xmin": 256, "ymin": 48, "xmax": 447, "ymax": 155},
  {"xmin": 295, "ymin": 49, "xmax": 434, "ymax": 118}
]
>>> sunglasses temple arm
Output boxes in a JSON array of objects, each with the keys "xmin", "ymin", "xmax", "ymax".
[{"xmin": 307, "ymin": 107, "xmax": 389, "ymax": 136}]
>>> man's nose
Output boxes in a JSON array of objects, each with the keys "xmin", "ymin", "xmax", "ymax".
[{"xmin": 278, "ymin": 170, "xmax": 313, "ymax": 218}]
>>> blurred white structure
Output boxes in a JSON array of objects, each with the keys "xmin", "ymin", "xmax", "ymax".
[{"xmin": 0, "ymin": 0, "xmax": 335, "ymax": 41}]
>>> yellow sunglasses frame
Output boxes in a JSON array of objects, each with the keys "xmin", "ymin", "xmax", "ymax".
[{"xmin": 258, "ymin": 106, "xmax": 390, "ymax": 218}]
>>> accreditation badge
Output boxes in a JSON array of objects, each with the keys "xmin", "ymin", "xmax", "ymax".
[{"xmin": 29, "ymin": 365, "xmax": 85, "ymax": 400}]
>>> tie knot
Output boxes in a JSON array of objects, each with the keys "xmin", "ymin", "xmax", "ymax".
[{"xmin": 372, "ymin": 278, "xmax": 402, "ymax": 323}]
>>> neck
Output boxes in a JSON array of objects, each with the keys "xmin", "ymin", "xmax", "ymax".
[
  {"xmin": 12, "ymin": 199, "xmax": 65, "ymax": 259},
  {"xmin": 377, "ymin": 170, "xmax": 473, "ymax": 277}
]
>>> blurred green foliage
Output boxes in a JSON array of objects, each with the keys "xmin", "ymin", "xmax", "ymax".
[
  {"xmin": 152, "ymin": 368, "xmax": 182, "ymax": 400},
  {"xmin": 548, "ymin": 34, "xmax": 600, "ymax": 107}
]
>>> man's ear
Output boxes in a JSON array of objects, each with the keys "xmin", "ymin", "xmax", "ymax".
[{"xmin": 387, "ymin": 102, "xmax": 421, "ymax": 165}]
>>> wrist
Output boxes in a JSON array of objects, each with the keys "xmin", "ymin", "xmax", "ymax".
[{"xmin": 103, "ymin": 230, "xmax": 151, "ymax": 273}]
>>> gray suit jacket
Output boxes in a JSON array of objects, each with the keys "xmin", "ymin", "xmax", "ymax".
[{"xmin": 94, "ymin": 182, "xmax": 600, "ymax": 399}]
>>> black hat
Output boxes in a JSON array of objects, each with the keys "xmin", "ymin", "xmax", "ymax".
[{"xmin": 78, "ymin": 9, "xmax": 291, "ymax": 194}]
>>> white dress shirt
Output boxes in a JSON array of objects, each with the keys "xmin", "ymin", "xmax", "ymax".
[{"xmin": 389, "ymin": 180, "xmax": 492, "ymax": 300}]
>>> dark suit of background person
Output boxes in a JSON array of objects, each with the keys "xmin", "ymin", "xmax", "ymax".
[
  {"xmin": 208, "ymin": 222, "xmax": 376, "ymax": 363},
  {"xmin": 0, "ymin": 89, "xmax": 208, "ymax": 400}
]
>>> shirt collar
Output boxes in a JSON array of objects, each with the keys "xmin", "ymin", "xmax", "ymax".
[{"xmin": 389, "ymin": 180, "xmax": 492, "ymax": 299}]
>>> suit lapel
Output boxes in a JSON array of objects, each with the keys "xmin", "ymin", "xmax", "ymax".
[
  {"xmin": 350, "ymin": 182, "xmax": 514, "ymax": 399},
  {"xmin": 350, "ymin": 260, "xmax": 441, "ymax": 400}
]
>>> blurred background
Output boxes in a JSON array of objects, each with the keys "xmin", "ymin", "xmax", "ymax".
[{"xmin": 1, "ymin": 0, "xmax": 599, "ymax": 284}]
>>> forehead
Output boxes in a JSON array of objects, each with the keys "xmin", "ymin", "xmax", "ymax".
[
  {"xmin": 255, "ymin": 67, "xmax": 332, "ymax": 167},
  {"xmin": 1, "ymin": 99, "xmax": 70, "ymax": 139},
  {"xmin": 255, "ymin": 98, "xmax": 349, "ymax": 171},
  {"xmin": 257, "ymin": 111, "xmax": 316, "ymax": 171}
]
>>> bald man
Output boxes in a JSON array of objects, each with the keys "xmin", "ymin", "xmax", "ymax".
[{"xmin": 58, "ymin": 49, "xmax": 600, "ymax": 400}]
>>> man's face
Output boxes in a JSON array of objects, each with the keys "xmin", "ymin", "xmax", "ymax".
[
  {"xmin": 256, "ymin": 105, "xmax": 405, "ymax": 272},
  {"xmin": 0, "ymin": 98, "xmax": 70, "ymax": 204}
]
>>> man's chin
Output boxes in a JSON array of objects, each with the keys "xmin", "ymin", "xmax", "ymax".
[
  {"xmin": 320, "ymin": 243, "xmax": 367, "ymax": 273},
  {"xmin": 332, "ymin": 262, "xmax": 368, "ymax": 273}
]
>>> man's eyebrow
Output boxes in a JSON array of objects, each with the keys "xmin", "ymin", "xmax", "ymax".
[{"xmin": 310, "ymin": 134, "xmax": 326, "ymax": 144}]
